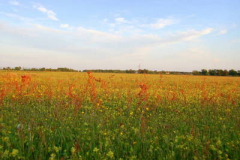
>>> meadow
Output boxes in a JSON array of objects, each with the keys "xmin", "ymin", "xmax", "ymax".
[{"xmin": 0, "ymin": 71, "xmax": 239, "ymax": 160}]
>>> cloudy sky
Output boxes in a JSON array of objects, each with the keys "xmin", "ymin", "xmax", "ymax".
[{"xmin": 0, "ymin": 0, "xmax": 239, "ymax": 71}]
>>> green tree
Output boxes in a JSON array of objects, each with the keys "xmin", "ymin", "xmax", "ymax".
[
  {"xmin": 209, "ymin": 69, "xmax": 217, "ymax": 76},
  {"xmin": 192, "ymin": 70, "xmax": 200, "ymax": 75},
  {"xmin": 229, "ymin": 69, "xmax": 238, "ymax": 76},
  {"xmin": 201, "ymin": 69, "xmax": 208, "ymax": 75},
  {"xmin": 14, "ymin": 66, "xmax": 21, "ymax": 70},
  {"xmin": 222, "ymin": 70, "xmax": 228, "ymax": 76}
]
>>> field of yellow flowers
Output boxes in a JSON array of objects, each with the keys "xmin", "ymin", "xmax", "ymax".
[{"xmin": 0, "ymin": 71, "xmax": 240, "ymax": 160}]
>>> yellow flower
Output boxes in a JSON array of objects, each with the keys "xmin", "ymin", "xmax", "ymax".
[
  {"xmin": 53, "ymin": 146, "xmax": 61, "ymax": 153},
  {"xmin": 93, "ymin": 147, "xmax": 99, "ymax": 152},
  {"xmin": 216, "ymin": 139, "xmax": 222, "ymax": 146},
  {"xmin": 218, "ymin": 150, "xmax": 222, "ymax": 155},
  {"xmin": 49, "ymin": 153, "xmax": 56, "ymax": 160},
  {"xmin": 107, "ymin": 151, "xmax": 114, "ymax": 159},
  {"xmin": 210, "ymin": 145, "xmax": 216, "ymax": 151},
  {"xmin": 3, "ymin": 137, "xmax": 9, "ymax": 142},
  {"xmin": 71, "ymin": 147, "xmax": 76, "ymax": 154},
  {"xmin": 226, "ymin": 109, "xmax": 231, "ymax": 112},
  {"xmin": 11, "ymin": 149, "xmax": 19, "ymax": 157},
  {"xmin": 130, "ymin": 156, "xmax": 137, "ymax": 160},
  {"xmin": 3, "ymin": 150, "xmax": 9, "ymax": 158}
]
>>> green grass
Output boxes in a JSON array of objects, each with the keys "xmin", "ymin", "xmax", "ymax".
[{"xmin": 0, "ymin": 71, "xmax": 240, "ymax": 159}]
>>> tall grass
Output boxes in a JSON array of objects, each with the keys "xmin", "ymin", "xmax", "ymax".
[{"xmin": 0, "ymin": 71, "xmax": 240, "ymax": 159}]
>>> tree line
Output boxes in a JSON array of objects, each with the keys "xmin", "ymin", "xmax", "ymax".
[
  {"xmin": 1, "ymin": 67, "xmax": 79, "ymax": 72},
  {"xmin": 82, "ymin": 69, "xmax": 191, "ymax": 75},
  {"xmin": 192, "ymin": 69, "xmax": 240, "ymax": 76},
  {"xmin": 1, "ymin": 67, "xmax": 239, "ymax": 76},
  {"xmin": 1, "ymin": 67, "xmax": 192, "ymax": 75}
]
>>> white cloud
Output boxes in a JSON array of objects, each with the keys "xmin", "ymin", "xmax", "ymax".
[
  {"xmin": 76, "ymin": 26, "xmax": 122, "ymax": 42},
  {"xmin": 174, "ymin": 28, "xmax": 213, "ymax": 41},
  {"xmin": 217, "ymin": 29, "xmax": 227, "ymax": 35},
  {"xmin": 33, "ymin": 5, "xmax": 59, "ymax": 21},
  {"xmin": 0, "ymin": 20, "xmax": 214, "ymax": 49},
  {"xmin": 60, "ymin": 24, "xmax": 69, "ymax": 28},
  {"xmin": 9, "ymin": 0, "xmax": 19, "ymax": 6},
  {"xmin": 4, "ymin": 13, "xmax": 33, "ymax": 22},
  {"xmin": 0, "ymin": 21, "xmax": 38, "ymax": 36},
  {"xmin": 115, "ymin": 17, "xmax": 128, "ymax": 24},
  {"xmin": 142, "ymin": 18, "xmax": 177, "ymax": 29},
  {"xmin": 0, "ymin": 21, "xmax": 221, "ymax": 70}
]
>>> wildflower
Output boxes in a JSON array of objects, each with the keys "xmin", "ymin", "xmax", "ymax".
[
  {"xmin": 130, "ymin": 156, "xmax": 137, "ymax": 160},
  {"xmin": 71, "ymin": 147, "xmax": 76, "ymax": 154},
  {"xmin": 17, "ymin": 124, "xmax": 23, "ymax": 130},
  {"xmin": 218, "ymin": 150, "xmax": 222, "ymax": 155},
  {"xmin": 49, "ymin": 153, "xmax": 56, "ymax": 160},
  {"xmin": 11, "ymin": 149, "xmax": 19, "ymax": 157},
  {"xmin": 193, "ymin": 156, "xmax": 198, "ymax": 160},
  {"xmin": 2, "ymin": 150, "xmax": 9, "ymax": 158},
  {"xmin": 3, "ymin": 137, "xmax": 9, "ymax": 143},
  {"xmin": 210, "ymin": 145, "xmax": 216, "ymax": 151},
  {"xmin": 216, "ymin": 139, "xmax": 222, "ymax": 146},
  {"xmin": 226, "ymin": 109, "xmax": 231, "ymax": 112},
  {"xmin": 107, "ymin": 151, "xmax": 114, "ymax": 159},
  {"xmin": 93, "ymin": 147, "xmax": 99, "ymax": 152},
  {"xmin": 53, "ymin": 146, "xmax": 61, "ymax": 153}
]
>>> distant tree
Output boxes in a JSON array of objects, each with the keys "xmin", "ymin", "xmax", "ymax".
[
  {"xmin": 14, "ymin": 66, "xmax": 21, "ymax": 70},
  {"xmin": 201, "ymin": 69, "xmax": 208, "ymax": 75},
  {"xmin": 216, "ymin": 69, "xmax": 223, "ymax": 76},
  {"xmin": 208, "ymin": 69, "xmax": 217, "ymax": 76},
  {"xmin": 126, "ymin": 69, "xmax": 135, "ymax": 73},
  {"xmin": 192, "ymin": 70, "xmax": 200, "ymax": 75},
  {"xmin": 3, "ymin": 67, "xmax": 11, "ymax": 70},
  {"xmin": 137, "ymin": 69, "xmax": 142, "ymax": 74},
  {"xmin": 229, "ymin": 69, "xmax": 238, "ymax": 76},
  {"xmin": 39, "ymin": 68, "xmax": 46, "ymax": 71},
  {"xmin": 143, "ymin": 69, "xmax": 149, "ymax": 74},
  {"xmin": 238, "ymin": 70, "xmax": 240, "ymax": 76},
  {"xmin": 160, "ymin": 71, "xmax": 166, "ymax": 74},
  {"xmin": 222, "ymin": 70, "xmax": 228, "ymax": 76},
  {"xmin": 31, "ymin": 68, "xmax": 38, "ymax": 71}
]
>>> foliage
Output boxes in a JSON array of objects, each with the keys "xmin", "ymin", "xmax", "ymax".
[
  {"xmin": 229, "ymin": 69, "xmax": 238, "ymax": 76},
  {"xmin": 193, "ymin": 69, "xmax": 240, "ymax": 77},
  {"xmin": 201, "ymin": 69, "xmax": 208, "ymax": 75},
  {"xmin": 0, "ymin": 71, "xmax": 240, "ymax": 159}
]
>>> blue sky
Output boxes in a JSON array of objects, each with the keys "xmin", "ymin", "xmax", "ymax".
[{"xmin": 0, "ymin": 0, "xmax": 239, "ymax": 71}]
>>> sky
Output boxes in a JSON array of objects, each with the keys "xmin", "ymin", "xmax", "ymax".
[{"xmin": 0, "ymin": 0, "xmax": 240, "ymax": 71}]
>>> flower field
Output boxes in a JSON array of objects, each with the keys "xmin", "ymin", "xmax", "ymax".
[{"xmin": 0, "ymin": 71, "xmax": 240, "ymax": 160}]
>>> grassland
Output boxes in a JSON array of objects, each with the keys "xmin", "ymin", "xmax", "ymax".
[{"xmin": 0, "ymin": 71, "xmax": 240, "ymax": 160}]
